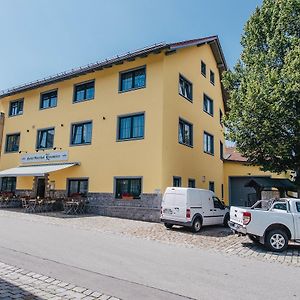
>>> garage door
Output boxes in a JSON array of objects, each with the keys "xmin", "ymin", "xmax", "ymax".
[{"xmin": 229, "ymin": 177, "xmax": 268, "ymax": 207}]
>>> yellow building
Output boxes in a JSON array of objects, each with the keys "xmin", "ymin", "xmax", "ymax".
[{"xmin": 0, "ymin": 36, "xmax": 292, "ymax": 221}]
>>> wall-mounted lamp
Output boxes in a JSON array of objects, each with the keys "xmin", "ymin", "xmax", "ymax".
[
  {"xmin": 35, "ymin": 149, "xmax": 45, "ymax": 153},
  {"xmin": 102, "ymin": 117, "xmax": 106, "ymax": 120},
  {"xmin": 26, "ymin": 130, "xmax": 30, "ymax": 133},
  {"xmin": 18, "ymin": 150, "xmax": 28, "ymax": 154},
  {"xmin": 60, "ymin": 124, "xmax": 64, "ymax": 127},
  {"xmin": 53, "ymin": 147, "xmax": 62, "ymax": 150}
]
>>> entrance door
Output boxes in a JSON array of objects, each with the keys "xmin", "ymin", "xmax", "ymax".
[{"xmin": 37, "ymin": 178, "xmax": 45, "ymax": 198}]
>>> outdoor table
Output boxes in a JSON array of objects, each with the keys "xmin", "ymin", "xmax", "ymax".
[{"xmin": 63, "ymin": 200, "xmax": 86, "ymax": 215}]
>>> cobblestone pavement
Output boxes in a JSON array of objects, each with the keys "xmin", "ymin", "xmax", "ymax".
[
  {"xmin": 1, "ymin": 209, "xmax": 300, "ymax": 268},
  {"xmin": 0, "ymin": 261, "xmax": 120, "ymax": 300}
]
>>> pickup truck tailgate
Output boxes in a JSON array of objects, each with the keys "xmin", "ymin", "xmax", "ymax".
[{"xmin": 230, "ymin": 206, "xmax": 248, "ymax": 225}]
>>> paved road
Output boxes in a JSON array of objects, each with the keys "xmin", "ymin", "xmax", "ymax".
[{"xmin": 0, "ymin": 213, "xmax": 300, "ymax": 300}]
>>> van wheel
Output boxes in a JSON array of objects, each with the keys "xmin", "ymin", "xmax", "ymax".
[
  {"xmin": 223, "ymin": 213, "xmax": 230, "ymax": 227},
  {"xmin": 192, "ymin": 218, "xmax": 202, "ymax": 233},
  {"xmin": 164, "ymin": 223, "xmax": 173, "ymax": 229},
  {"xmin": 265, "ymin": 229, "xmax": 288, "ymax": 252}
]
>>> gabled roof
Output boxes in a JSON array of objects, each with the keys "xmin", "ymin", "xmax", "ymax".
[{"xmin": 0, "ymin": 36, "xmax": 227, "ymax": 99}]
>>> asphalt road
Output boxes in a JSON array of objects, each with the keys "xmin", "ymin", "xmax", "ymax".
[{"xmin": 0, "ymin": 213, "xmax": 299, "ymax": 300}]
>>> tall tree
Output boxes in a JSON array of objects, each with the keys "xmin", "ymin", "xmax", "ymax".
[{"xmin": 223, "ymin": 0, "xmax": 300, "ymax": 194}]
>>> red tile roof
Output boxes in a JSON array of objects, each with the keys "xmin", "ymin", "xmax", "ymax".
[{"xmin": 224, "ymin": 147, "xmax": 248, "ymax": 162}]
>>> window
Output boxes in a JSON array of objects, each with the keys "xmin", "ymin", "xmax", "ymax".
[
  {"xmin": 120, "ymin": 67, "xmax": 146, "ymax": 92},
  {"xmin": 68, "ymin": 179, "xmax": 88, "ymax": 197},
  {"xmin": 273, "ymin": 202, "xmax": 287, "ymax": 211},
  {"xmin": 210, "ymin": 70, "xmax": 215, "ymax": 85},
  {"xmin": 179, "ymin": 119, "xmax": 193, "ymax": 147},
  {"xmin": 204, "ymin": 132, "xmax": 214, "ymax": 155},
  {"xmin": 188, "ymin": 179, "xmax": 196, "ymax": 188},
  {"xmin": 173, "ymin": 177, "xmax": 182, "ymax": 187},
  {"xmin": 1, "ymin": 177, "xmax": 16, "ymax": 193},
  {"xmin": 118, "ymin": 114, "xmax": 144, "ymax": 140},
  {"xmin": 40, "ymin": 90, "xmax": 57, "ymax": 109},
  {"xmin": 37, "ymin": 128, "xmax": 54, "ymax": 149},
  {"xmin": 219, "ymin": 109, "xmax": 223, "ymax": 125},
  {"xmin": 74, "ymin": 81, "xmax": 94, "ymax": 102},
  {"xmin": 296, "ymin": 202, "xmax": 300, "ymax": 213},
  {"xmin": 220, "ymin": 141, "xmax": 224, "ymax": 160},
  {"xmin": 203, "ymin": 94, "xmax": 213, "ymax": 116},
  {"xmin": 179, "ymin": 75, "xmax": 193, "ymax": 101},
  {"xmin": 9, "ymin": 99, "xmax": 23, "ymax": 116},
  {"xmin": 209, "ymin": 181, "xmax": 215, "ymax": 192},
  {"xmin": 71, "ymin": 121, "xmax": 92, "ymax": 145},
  {"xmin": 213, "ymin": 196, "xmax": 224, "ymax": 209},
  {"xmin": 5, "ymin": 133, "xmax": 20, "ymax": 153},
  {"xmin": 221, "ymin": 184, "xmax": 224, "ymax": 199},
  {"xmin": 201, "ymin": 61, "xmax": 206, "ymax": 77},
  {"xmin": 115, "ymin": 178, "xmax": 142, "ymax": 199}
]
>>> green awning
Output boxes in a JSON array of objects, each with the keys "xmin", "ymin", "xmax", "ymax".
[{"xmin": 245, "ymin": 177, "xmax": 297, "ymax": 192}]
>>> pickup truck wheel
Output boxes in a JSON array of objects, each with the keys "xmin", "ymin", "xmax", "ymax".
[
  {"xmin": 223, "ymin": 213, "xmax": 230, "ymax": 227},
  {"xmin": 192, "ymin": 218, "xmax": 202, "ymax": 233},
  {"xmin": 266, "ymin": 229, "xmax": 288, "ymax": 252},
  {"xmin": 164, "ymin": 223, "xmax": 173, "ymax": 229},
  {"xmin": 248, "ymin": 234, "xmax": 260, "ymax": 244}
]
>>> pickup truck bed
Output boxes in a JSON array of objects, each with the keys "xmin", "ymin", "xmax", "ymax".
[{"xmin": 229, "ymin": 198, "xmax": 300, "ymax": 252}]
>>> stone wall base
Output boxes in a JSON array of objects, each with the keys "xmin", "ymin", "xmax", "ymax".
[{"xmin": 86, "ymin": 192, "xmax": 162, "ymax": 222}]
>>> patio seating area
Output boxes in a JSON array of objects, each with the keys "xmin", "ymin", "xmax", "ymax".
[
  {"xmin": 0, "ymin": 192, "xmax": 89, "ymax": 216},
  {"xmin": 0, "ymin": 193, "xmax": 22, "ymax": 208}
]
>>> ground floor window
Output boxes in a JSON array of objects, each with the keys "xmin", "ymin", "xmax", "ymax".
[
  {"xmin": 173, "ymin": 176, "xmax": 182, "ymax": 187},
  {"xmin": 68, "ymin": 179, "xmax": 88, "ymax": 197},
  {"xmin": 209, "ymin": 181, "xmax": 215, "ymax": 192},
  {"xmin": 115, "ymin": 178, "xmax": 142, "ymax": 199},
  {"xmin": 188, "ymin": 178, "xmax": 196, "ymax": 188},
  {"xmin": 1, "ymin": 177, "xmax": 16, "ymax": 193}
]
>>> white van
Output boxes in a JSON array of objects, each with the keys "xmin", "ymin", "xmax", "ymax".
[{"xmin": 161, "ymin": 187, "xmax": 229, "ymax": 232}]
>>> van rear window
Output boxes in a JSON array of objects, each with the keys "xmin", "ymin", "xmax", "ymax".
[{"xmin": 296, "ymin": 202, "xmax": 300, "ymax": 213}]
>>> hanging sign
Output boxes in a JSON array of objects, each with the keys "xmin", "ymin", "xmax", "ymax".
[{"xmin": 20, "ymin": 151, "xmax": 69, "ymax": 164}]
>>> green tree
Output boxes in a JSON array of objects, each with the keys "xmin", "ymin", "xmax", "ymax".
[{"xmin": 223, "ymin": 0, "xmax": 300, "ymax": 194}]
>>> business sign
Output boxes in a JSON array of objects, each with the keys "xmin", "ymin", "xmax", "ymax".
[{"xmin": 20, "ymin": 151, "xmax": 69, "ymax": 164}]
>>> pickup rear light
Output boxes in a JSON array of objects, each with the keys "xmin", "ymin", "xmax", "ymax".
[
  {"xmin": 186, "ymin": 208, "xmax": 191, "ymax": 219},
  {"xmin": 243, "ymin": 212, "xmax": 251, "ymax": 225}
]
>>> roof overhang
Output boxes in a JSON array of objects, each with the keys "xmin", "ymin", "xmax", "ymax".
[{"xmin": 0, "ymin": 162, "xmax": 79, "ymax": 177}]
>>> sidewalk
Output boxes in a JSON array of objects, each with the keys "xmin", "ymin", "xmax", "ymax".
[{"xmin": 0, "ymin": 261, "xmax": 120, "ymax": 300}]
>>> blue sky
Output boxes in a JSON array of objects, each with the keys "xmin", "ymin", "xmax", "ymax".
[{"xmin": 0, "ymin": 0, "xmax": 262, "ymax": 91}]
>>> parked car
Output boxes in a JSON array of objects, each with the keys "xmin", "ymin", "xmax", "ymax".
[
  {"xmin": 160, "ymin": 187, "xmax": 229, "ymax": 232},
  {"xmin": 229, "ymin": 198, "xmax": 300, "ymax": 252}
]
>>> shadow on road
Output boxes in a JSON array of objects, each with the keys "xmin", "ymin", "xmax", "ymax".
[
  {"xmin": 240, "ymin": 239, "xmax": 300, "ymax": 255},
  {"xmin": 166, "ymin": 224, "xmax": 232, "ymax": 237},
  {"xmin": 0, "ymin": 277, "xmax": 41, "ymax": 299}
]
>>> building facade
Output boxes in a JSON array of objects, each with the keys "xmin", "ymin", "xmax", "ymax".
[{"xmin": 0, "ymin": 36, "xmax": 290, "ymax": 222}]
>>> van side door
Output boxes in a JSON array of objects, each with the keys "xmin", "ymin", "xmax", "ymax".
[
  {"xmin": 202, "ymin": 195, "xmax": 216, "ymax": 226},
  {"xmin": 211, "ymin": 196, "xmax": 226, "ymax": 225}
]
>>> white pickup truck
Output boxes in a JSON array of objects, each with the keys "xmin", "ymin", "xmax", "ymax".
[{"xmin": 229, "ymin": 198, "xmax": 300, "ymax": 252}]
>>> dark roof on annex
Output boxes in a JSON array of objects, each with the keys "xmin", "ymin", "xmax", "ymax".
[{"xmin": 0, "ymin": 35, "xmax": 227, "ymax": 99}]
